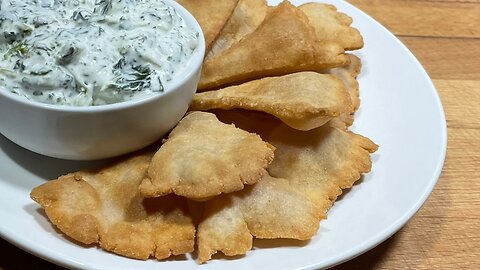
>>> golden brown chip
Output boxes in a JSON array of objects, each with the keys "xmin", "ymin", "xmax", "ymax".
[
  {"xmin": 197, "ymin": 175, "xmax": 319, "ymax": 263},
  {"xmin": 328, "ymin": 114, "xmax": 354, "ymax": 130},
  {"xmin": 30, "ymin": 152, "xmax": 195, "ymax": 260},
  {"xmin": 139, "ymin": 111, "xmax": 275, "ymax": 200},
  {"xmin": 300, "ymin": 3, "xmax": 363, "ymax": 50},
  {"xmin": 327, "ymin": 54, "xmax": 362, "ymax": 111},
  {"xmin": 198, "ymin": 1, "xmax": 348, "ymax": 91},
  {"xmin": 325, "ymin": 54, "xmax": 362, "ymax": 128},
  {"xmin": 206, "ymin": 0, "xmax": 269, "ymax": 60},
  {"xmin": 191, "ymin": 72, "xmax": 352, "ymax": 131},
  {"xmin": 197, "ymin": 110, "xmax": 377, "ymax": 262},
  {"xmin": 176, "ymin": 0, "xmax": 239, "ymax": 50}
]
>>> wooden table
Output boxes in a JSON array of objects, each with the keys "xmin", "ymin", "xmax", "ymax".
[{"xmin": 1, "ymin": 0, "xmax": 478, "ymax": 269}]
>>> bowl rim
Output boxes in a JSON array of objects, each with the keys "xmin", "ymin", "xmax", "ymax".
[{"xmin": 0, "ymin": 0, "xmax": 205, "ymax": 113}]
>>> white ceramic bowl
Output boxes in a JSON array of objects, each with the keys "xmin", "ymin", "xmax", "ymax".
[{"xmin": 0, "ymin": 0, "xmax": 205, "ymax": 160}]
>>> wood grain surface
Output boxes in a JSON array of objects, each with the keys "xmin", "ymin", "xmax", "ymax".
[
  {"xmin": 333, "ymin": 0, "xmax": 480, "ymax": 269},
  {"xmin": 1, "ymin": 0, "xmax": 479, "ymax": 269}
]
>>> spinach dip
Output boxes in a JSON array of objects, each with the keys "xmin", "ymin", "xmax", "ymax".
[{"xmin": 0, "ymin": 0, "xmax": 199, "ymax": 106}]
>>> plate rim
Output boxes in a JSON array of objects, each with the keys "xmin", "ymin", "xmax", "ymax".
[{"xmin": 310, "ymin": 1, "xmax": 448, "ymax": 268}]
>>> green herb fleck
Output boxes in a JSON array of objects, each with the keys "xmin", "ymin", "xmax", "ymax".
[
  {"xmin": 109, "ymin": 57, "xmax": 164, "ymax": 93},
  {"xmin": 94, "ymin": 0, "xmax": 113, "ymax": 16},
  {"xmin": 3, "ymin": 42, "xmax": 29, "ymax": 60}
]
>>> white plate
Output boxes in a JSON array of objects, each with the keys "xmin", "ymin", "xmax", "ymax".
[{"xmin": 0, "ymin": 1, "xmax": 447, "ymax": 269}]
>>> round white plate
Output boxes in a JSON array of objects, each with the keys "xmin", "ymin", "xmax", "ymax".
[{"xmin": 0, "ymin": 1, "xmax": 447, "ymax": 269}]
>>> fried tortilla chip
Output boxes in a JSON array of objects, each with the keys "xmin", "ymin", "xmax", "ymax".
[
  {"xmin": 327, "ymin": 54, "xmax": 362, "ymax": 111},
  {"xmin": 328, "ymin": 113, "xmax": 354, "ymax": 130},
  {"xmin": 197, "ymin": 111, "xmax": 377, "ymax": 262},
  {"xmin": 197, "ymin": 175, "xmax": 319, "ymax": 262},
  {"xmin": 176, "ymin": 0, "xmax": 239, "ymax": 50},
  {"xmin": 198, "ymin": 1, "xmax": 348, "ymax": 91},
  {"xmin": 300, "ymin": 3, "xmax": 363, "ymax": 51},
  {"xmin": 191, "ymin": 72, "xmax": 352, "ymax": 131},
  {"xmin": 206, "ymin": 0, "xmax": 269, "ymax": 60},
  {"xmin": 139, "ymin": 111, "xmax": 275, "ymax": 200},
  {"xmin": 325, "ymin": 54, "xmax": 362, "ymax": 128},
  {"xmin": 30, "ymin": 152, "xmax": 195, "ymax": 260}
]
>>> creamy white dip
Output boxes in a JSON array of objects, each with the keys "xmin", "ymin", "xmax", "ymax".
[{"xmin": 0, "ymin": 0, "xmax": 199, "ymax": 106}]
